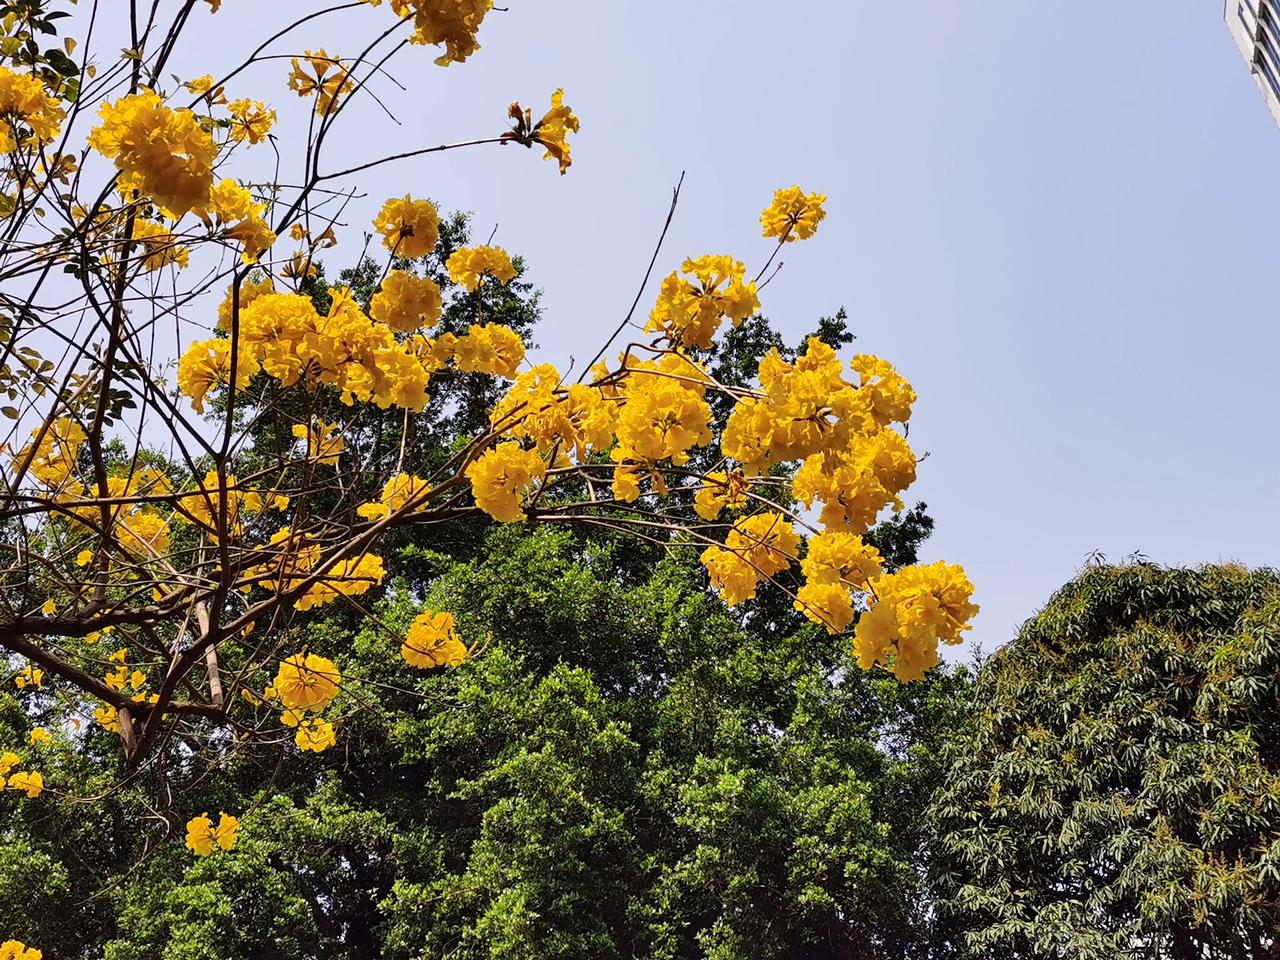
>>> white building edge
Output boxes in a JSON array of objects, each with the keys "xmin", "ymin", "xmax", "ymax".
[{"xmin": 1226, "ymin": 0, "xmax": 1280, "ymax": 125}]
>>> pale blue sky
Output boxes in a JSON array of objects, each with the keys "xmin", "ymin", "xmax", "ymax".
[{"xmin": 152, "ymin": 2, "xmax": 1280, "ymax": 651}]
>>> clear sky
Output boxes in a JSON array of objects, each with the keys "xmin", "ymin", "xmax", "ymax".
[{"xmin": 152, "ymin": 2, "xmax": 1280, "ymax": 653}]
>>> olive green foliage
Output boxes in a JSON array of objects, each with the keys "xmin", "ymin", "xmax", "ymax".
[{"xmin": 931, "ymin": 563, "xmax": 1280, "ymax": 960}]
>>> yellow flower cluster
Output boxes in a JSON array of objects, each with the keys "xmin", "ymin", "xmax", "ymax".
[
  {"xmin": 0, "ymin": 939, "xmax": 40, "ymax": 960},
  {"xmin": 274, "ymin": 652, "xmax": 340, "ymax": 710},
  {"xmin": 180, "ymin": 289, "xmax": 443, "ymax": 412},
  {"xmin": 177, "ymin": 336, "xmax": 253, "ymax": 414},
  {"xmin": 185, "ymin": 811, "xmax": 238, "ymax": 855},
  {"xmin": 850, "ymin": 354, "xmax": 916, "ymax": 426},
  {"xmin": 13, "ymin": 664, "xmax": 41, "ymax": 690},
  {"xmin": 292, "ymin": 554, "xmax": 386, "ymax": 611},
  {"xmin": 609, "ymin": 352, "xmax": 714, "ymax": 501},
  {"xmin": 292, "ymin": 419, "xmax": 345, "ymax": 465},
  {"xmin": 403, "ymin": 610, "xmax": 468, "ymax": 668},
  {"xmin": 374, "ymin": 195, "xmax": 440, "ymax": 259},
  {"xmin": 227, "ymin": 98, "xmax": 275, "ymax": 144},
  {"xmin": 272, "ymin": 652, "xmax": 341, "ymax": 752},
  {"xmin": 694, "ymin": 470, "xmax": 748, "ymax": 521},
  {"xmin": 853, "ymin": 562, "xmax": 978, "ymax": 680},
  {"xmin": 0, "ymin": 65, "xmax": 65, "ymax": 153},
  {"xmin": 370, "ymin": 270, "xmax": 442, "ymax": 331},
  {"xmin": 491, "ymin": 364, "xmax": 615, "ymax": 460},
  {"xmin": 356, "ymin": 472, "xmax": 432, "ymax": 521},
  {"xmin": 103, "ymin": 647, "xmax": 160, "ymax": 706},
  {"xmin": 646, "ymin": 255, "xmax": 760, "ymax": 350},
  {"xmin": 86, "ymin": 93, "xmax": 275, "ymax": 261},
  {"xmin": 0, "ymin": 752, "xmax": 41, "ymax": 799},
  {"xmin": 177, "ymin": 471, "xmax": 265, "ymax": 538},
  {"xmin": 791, "ymin": 429, "xmax": 916, "ymax": 531},
  {"xmin": 13, "ymin": 418, "xmax": 85, "ymax": 489},
  {"xmin": 129, "ymin": 219, "xmax": 190, "ymax": 272},
  {"xmin": 88, "ymin": 91, "xmax": 217, "ymax": 218},
  {"xmin": 700, "ymin": 513, "xmax": 800, "ymax": 606},
  {"xmin": 287, "ymin": 49, "xmax": 353, "ymax": 115},
  {"xmin": 760, "ymin": 186, "xmax": 827, "ymax": 242},
  {"xmin": 447, "ymin": 244, "xmax": 517, "ymax": 291},
  {"xmin": 217, "ymin": 275, "xmax": 275, "ymax": 330},
  {"xmin": 294, "ymin": 716, "xmax": 337, "ymax": 752},
  {"xmin": 452, "ymin": 322, "xmax": 525, "ymax": 377},
  {"xmin": 94, "ymin": 705, "xmax": 120, "ymax": 733},
  {"xmin": 464, "ymin": 442, "xmax": 546, "ymax": 522},
  {"xmin": 366, "ymin": 0, "xmax": 494, "ymax": 65},
  {"xmin": 792, "ymin": 531, "xmax": 884, "ymax": 634},
  {"xmin": 12, "ymin": 427, "xmax": 185, "ymax": 566}
]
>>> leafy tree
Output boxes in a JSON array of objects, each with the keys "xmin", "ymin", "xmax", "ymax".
[
  {"xmin": 930, "ymin": 563, "xmax": 1280, "ymax": 960},
  {"xmin": 0, "ymin": 264, "xmax": 972, "ymax": 957},
  {"xmin": 0, "ymin": 4, "xmax": 980, "ymax": 958}
]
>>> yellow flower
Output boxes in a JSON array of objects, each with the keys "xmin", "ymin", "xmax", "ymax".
[
  {"xmin": 176, "ymin": 337, "xmax": 259, "ymax": 414},
  {"xmin": 0, "ymin": 65, "xmax": 65, "ymax": 153},
  {"xmin": 505, "ymin": 89, "xmax": 580, "ymax": 174},
  {"xmin": 28, "ymin": 728, "xmax": 51, "ymax": 747},
  {"xmin": 216, "ymin": 275, "xmax": 274, "ymax": 331},
  {"xmin": 791, "ymin": 429, "xmax": 916, "ymax": 533},
  {"xmin": 367, "ymin": 0, "xmax": 494, "ymax": 65},
  {"xmin": 694, "ymin": 470, "xmax": 748, "ymax": 521},
  {"xmin": 446, "ymin": 245, "xmax": 517, "ymax": 292},
  {"xmin": 356, "ymin": 473, "xmax": 432, "ymax": 521},
  {"xmin": 14, "ymin": 665, "xmax": 42, "ymax": 689},
  {"xmin": 794, "ymin": 581, "xmax": 855, "ymax": 634},
  {"xmin": 0, "ymin": 938, "xmax": 41, "ymax": 960},
  {"xmin": 370, "ymin": 270, "xmax": 442, "ymax": 331},
  {"xmin": 39, "ymin": 598, "xmax": 55, "ymax": 615},
  {"xmin": 224, "ymin": 214, "xmax": 276, "ymax": 264},
  {"xmin": 12, "ymin": 419, "xmax": 85, "ymax": 490},
  {"xmin": 490, "ymin": 366, "xmax": 615, "ymax": 460},
  {"xmin": 610, "ymin": 353, "xmax": 714, "ymax": 466},
  {"xmin": 850, "ymin": 354, "xmax": 915, "ymax": 427},
  {"xmin": 453, "ymin": 323, "xmax": 524, "ymax": 378},
  {"xmin": 403, "ymin": 611, "xmax": 468, "ymax": 668},
  {"xmin": 272, "ymin": 653, "xmax": 341, "ymax": 711},
  {"xmin": 227, "ymin": 98, "xmax": 275, "ymax": 144},
  {"xmin": 373, "ymin": 195, "xmax": 439, "ymax": 259},
  {"xmin": 700, "ymin": 513, "xmax": 799, "ymax": 606},
  {"xmin": 465, "ymin": 442, "xmax": 546, "ymax": 522},
  {"xmin": 287, "ymin": 50, "xmax": 353, "ymax": 115},
  {"xmin": 295, "ymin": 717, "xmax": 336, "ymax": 752},
  {"xmin": 88, "ymin": 90, "xmax": 218, "ymax": 218},
  {"xmin": 184, "ymin": 74, "xmax": 219, "ymax": 98},
  {"xmin": 760, "ymin": 186, "xmax": 827, "ymax": 242},
  {"xmin": 800, "ymin": 531, "xmax": 883, "ymax": 589},
  {"xmin": 699, "ymin": 548, "xmax": 760, "ymax": 606},
  {"xmin": 853, "ymin": 561, "xmax": 979, "ymax": 681},
  {"xmin": 646, "ymin": 256, "xmax": 759, "ymax": 349},
  {"xmin": 75, "ymin": 549, "xmax": 93, "ymax": 567},
  {"xmin": 185, "ymin": 811, "xmax": 238, "ymax": 855},
  {"xmin": 7, "ymin": 771, "xmax": 42, "ymax": 798},
  {"xmin": 293, "ymin": 554, "xmax": 386, "ymax": 611},
  {"xmin": 291, "ymin": 420, "xmax": 345, "ymax": 466},
  {"xmin": 127, "ymin": 219, "xmax": 189, "ymax": 272},
  {"xmin": 94, "ymin": 705, "xmax": 120, "ymax": 732},
  {"xmin": 0, "ymin": 753, "xmax": 20, "ymax": 776}
]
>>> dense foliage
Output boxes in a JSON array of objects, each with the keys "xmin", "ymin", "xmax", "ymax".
[
  {"xmin": 0, "ymin": 469, "xmax": 970, "ymax": 960},
  {"xmin": 931, "ymin": 563, "xmax": 1280, "ymax": 960}
]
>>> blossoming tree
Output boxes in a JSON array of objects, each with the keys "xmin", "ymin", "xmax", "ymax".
[{"xmin": 0, "ymin": 1, "xmax": 976, "ymax": 928}]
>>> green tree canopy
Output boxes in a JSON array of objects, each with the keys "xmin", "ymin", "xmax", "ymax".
[
  {"xmin": 0, "ymin": 229, "xmax": 970, "ymax": 959},
  {"xmin": 931, "ymin": 562, "xmax": 1280, "ymax": 960}
]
